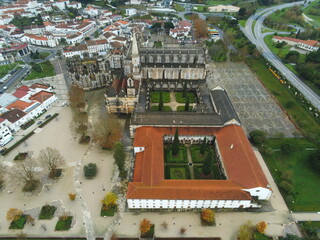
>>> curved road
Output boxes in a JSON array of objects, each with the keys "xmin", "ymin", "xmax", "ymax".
[{"xmin": 242, "ymin": 1, "xmax": 320, "ymax": 110}]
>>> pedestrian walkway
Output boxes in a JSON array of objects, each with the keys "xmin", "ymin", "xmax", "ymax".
[{"xmin": 186, "ymin": 146, "xmax": 195, "ymax": 179}]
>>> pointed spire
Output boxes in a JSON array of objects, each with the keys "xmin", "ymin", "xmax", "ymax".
[{"xmin": 132, "ymin": 32, "xmax": 139, "ymax": 57}]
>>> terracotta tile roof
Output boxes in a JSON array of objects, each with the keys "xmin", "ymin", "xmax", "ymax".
[
  {"xmin": 178, "ymin": 20, "xmax": 192, "ymax": 28},
  {"xmin": 24, "ymin": 34, "xmax": 48, "ymax": 41},
  {"xmin": 29, "ymin": 83, "xmax": 50, "ymax": 90},
  {"xmin": 127, "ymin": 126, "xmax": 270, "ymax": 200},
  {"xmin": 273, "ymin": 36, "xmax": 319, "ymax": 47},
  {"xmin": 29, "ymin": 90, "xmax": 54, "ymax": 103},
  {"xmin": 6, "ymin": 100, "xmax": 33, "ymax": 111},
  {"xmin": 0, "ymin": 108, "xmax": 26, "ymax": 123},
  {"xmin": 13, "ymin": 90, "xmax": 28, "ymax": 99},
  {"xmin": 86, "ymin": 39, "xmax": 107, "ymax": 46}
]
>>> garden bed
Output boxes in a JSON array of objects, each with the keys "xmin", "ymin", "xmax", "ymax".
[
  {"xmin": 150, "ymin": 91, "xmax": 170, "ymax": 103},
  {"xmin": 190, "ymin": 145, "xmax": 209, "ymax": 163},
  {"xmin": 164, "ymin": 146, "xmax": 188, "ymax": 163},
  {"xmin": 21, "ymin": 120, "xmax": 35, "ymax": 130},
  {"xmin": 14, "ymin": 152, "xmax": 28, "ymax": 161},
  {"xmin": 165, "ymin": 165, "xmax": 191, "ymax": 179},
  {"xmin": 175, "ymin": 92, "xmax": 196, "ymax": 103},
  {"xmin": 100, "ymin": 205, "xmax": 117, "ymax": 217},
  {"xmin": 49, "ymin": 169, "xmax": 62, "ymax": 179},
  {"xmin": 9, "ymin": 215, "xmax": 27, "ymax": 229},
  {"xmin": 176, "ymin": 106, "xmax": 193, "ymax": 111},
  {"xmin": 55, "ymin": 216, "xmax": 73, "ymax": 231},
  {"xmin": 39, "ymin": 205, "xmax": 57, "ymax": 220},
  {"xmin": 22, "ymin": 180, "xmax": 40, "ymax": 192},
  {"xmin": 150, "ymin": 105, "xmax": 172, "ymax": 112}
]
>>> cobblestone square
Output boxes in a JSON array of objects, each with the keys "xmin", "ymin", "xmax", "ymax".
[{"xmin": 207, "ymin": 62, "xmax": 298, "ymax": 137}]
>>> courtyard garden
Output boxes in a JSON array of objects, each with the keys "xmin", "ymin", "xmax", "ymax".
[
  {"xmin": 164, "ymin": 130, "xmax": 224, "ymax": 180},
  {"xmin": 149, "ymin": 90, "xmax": 197, "ymax": 112}
]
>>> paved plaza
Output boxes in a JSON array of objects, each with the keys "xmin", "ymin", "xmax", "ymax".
[{"xmin": 207, "ymin": 62, "xmax": 298, "ymax": 137}]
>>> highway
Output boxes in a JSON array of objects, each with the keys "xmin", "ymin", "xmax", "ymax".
[
  {"xmin": 242, "ymin": 1, "xmax": 320, "ymax": 110},
  {"xmin": 0, "ymin": 66, "xmax": 31, "ymax": 93}
]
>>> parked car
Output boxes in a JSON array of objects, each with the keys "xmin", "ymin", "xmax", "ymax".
[
  {"xmin": 45, "ymin": 115, "xmax": 52, "ymax": 119},
  {"xmin": 37, "ymin": 121, "xmax": 43, "ymax": 125}
]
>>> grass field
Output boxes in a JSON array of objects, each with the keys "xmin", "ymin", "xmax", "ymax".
[
  {"xmin": 206, "ymin": 0, "xmax": 235, "ymax": 4},
  {"xmin": 193, "ymin": 5, "xmax": 207, "ymax": 12},
  {"xmin": 266, "ymin": 7, "xmax": 305, "ymax": 29},
  {"xmin": 0, "ymin": 63, "xmax": 20, "ymax": 78},
  {"xmin": 190, "ymin": 145, "xmax": 208, "ymax": 163},
  {"xmin": 303, "ymin": 1, "xmax": 320, "ymax": 27},
  {"xmin": 246, "ymin": 58, "xmax": 320, "ymax": 138},
  {"xmin": 262, "ymin": 138, "xmax": 320, "ymax": 211},
  {"xmin": 239, "ymin": 20, "xmax": 247, "ymax": 28},
  {"xmin": 173, "ymin": 3, "xmax": 185, "ymax": 12},
  {"xmin": 55, "ymin": 216, "xmax": 73, "ymax": 231},
  {"xmin": 150, "ymin": 91, "xmax": 170, "ymax": 103},
  {"xmin": 25, "ymin": 61, "xmax": 55, "ymax": 80}
]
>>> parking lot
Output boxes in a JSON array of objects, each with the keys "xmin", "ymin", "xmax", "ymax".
[{"xmin": 207, "ymin": 62, "xmax": 297, "ymax": 137}]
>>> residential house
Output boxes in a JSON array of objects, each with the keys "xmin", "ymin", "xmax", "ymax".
[{"xmin": 0, "ymin": 118, "xmax": 13, "ymax": 146}]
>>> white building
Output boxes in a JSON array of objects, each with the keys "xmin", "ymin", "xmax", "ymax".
[
  {"xmin": 0, "ymin": 118, "xmax": 13, "ymax": 146},
  {"xmin": 208, "ymin": 5, "xmax": 240, "ymax": 13},
  {"xmin": 21, "ymin": 34, "xmax": 59, "ymax": 47},
  {"xmin": 126, "ymin": 8, "xmax": 137, "ymax": 16},
  {"xmin": 127, "ymin": 126, "xmax": 272, "ymax": 209},
  {"xmin": 273, "ymin": 36, "xmax": 320, "ymax": 52}
]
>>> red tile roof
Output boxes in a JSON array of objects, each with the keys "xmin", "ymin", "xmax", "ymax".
[
  {"xmin": 6, "ymin": 100, "xmax": 33, "ymax": 111},
  {"xmin": 273, "ymin": 36, "xmax": 319, "ymax": 47},
  {"xmin": 29, "ymin": 83, "xmax": 50, "ymax": 90},
  {"xmin": 29, "ymin": 91, "xmax": 54, "ymax": 103},
  {"xmin": 127, "ymin": 126, "xmax": 270, "ymax": 200}
]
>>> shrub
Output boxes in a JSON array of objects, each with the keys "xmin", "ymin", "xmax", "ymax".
[
  {"xmin": 256, "ymin": 221, "xmax": 267, "ymax": 234},
  {"xmin": 39, "ymin": 205, "xmax": 56, "ymax": 219},
  {"xmin": 84, "ymin": 163, "xmax": 97, "ymax": 179},
  {"xmin": 6, "ymin": 208, "xmax": 23, "ymax": 221},
  {"xmin": 249, "ymin": 130, "xmax": 267, "ymax": 146},
  {"xmin": 201, "ymin": 208, "xmax": 215, "ymax": 225},
  {"xmin": 101, "ymin": 192, "xmax": 118, "ymax": 210},
  {"xmin": 9, "ymin": 215, "xmax": 27, "ymax": 229}
]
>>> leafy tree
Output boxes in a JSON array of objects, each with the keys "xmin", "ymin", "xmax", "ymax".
[
  {"xmin": 249, "ymin": 130, "xmax": 267, "ymax": 146},
  {"xmin": 279, "ymin": 180, "xmax": 295, "ymax": 194},
  {"xmin": 200, "ymin": 137, "xmax": 207, "ymax": 155},
  {"xmin": 140, "ymin": 218, "xmax": 151, "ymax": 233},
  {"xmin": 283, "ymin": 234, "xmax": 305, "ymax": 240},
  {"xmin": 68, "ymin": 193, "xmax": 76, "ymax": 200},
  {"xmin": 101, "ymin": 192, "xmax": 118, "ymax": 209},
  {"xmin": 184, "ymin": 96, "xmax": 190, "ymax": 111},
  {"xmin": 31, "ymin": 63, "xmax": 42, "ymax": 72},
  {"xmin": 113, "ymin": 142, "xmax": 126, "ymax": 177},
  {"xmin": 172, "ymin": 128, "xmax": 180, "ymax": 156},
  {"xmin": 202, "ymin": 150, "xmax": 213, "ymax": 176},
  {"xmin": 285, "ymin": 51, "xmax": 300, "ymax": 63},
  {"xmin": 164, "ymin": 21, "xmax": 174, "ymax": 30},
  {"xmin": 201, "ymin": 208, "xmax": 214, "ymax": 223},
  {"xmin": 84, "ymin": 163, "xmax": 97, "ymax": 178},
  {"xmin": 280, "ymin": 139, "xmax": 296, "ymax": 155},
  {"xmin": 6, "ymin": 208, "xmax": 23, "ymax": 221},
  {"xmin": 238, "ymin": 221, "xmax": 254, "ymax": 240},
  {"xmin": 152, "ymin": 22, "xmax": 162, "ymax": 29},
  {"xmin": 193, "ymin": 18, "xmax": 208, "ymax": 39},
  {"xmin": 238, "ymin": 7, "xmax": 247, "ymax": 16},
  {"xmin": 183, "ymin": 81, "xmax": 187, "ymax": 97},
  {"xmin": 256, "ymin": 221, "xmax": 267, "ymax": 234},
  {"xmin": 158, "ymin": 91, "xmax": 163, "ymax": 111},
  {"xmin": 38, "ymin": 147, "xmax": 65, "ymax": 178}
]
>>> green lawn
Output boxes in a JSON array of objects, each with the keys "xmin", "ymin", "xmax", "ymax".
[
  {"xmin": 55, "ymin": 216, "xmax": 73, "ymax": 231},
  {"xmin": 9, "ymin": 215, "xmax": 27, "ymax": 229},
  {"xmin": 175, "ymin": 92, "xmax": 196, "ymax": 103},
  {"xmin": 173, "ymin": 3, "xmax": 185, "ymax": 12},
  {"xmin": 190, "ymin": 145, "xmax": 208, "ymax": 163},
  {"xmin": 266, "ymin": 6, "xmax": 306, "ymax": 29},
  {"xmin": 165, "ymin": 166, "xmax": 190, "ymax": 179},
  {"xmin": 245, "ymin": 58, "xmax": 320, "ymax": 138},
  {"xmin": 25, "ymin": 61, "xmax": 55, "ymax": 80},
  {"xmin": 164, "ymin": 145, "xmax": 188, "ymax": 163},
  {"xmin": 262, "ymin": 138, "xmax": 320, "ymax": 211},
  {"xmin": 150, "ymin": 105, "xmax": 172, "ymax": 112},
  {"xmin": 193, "ymin": 5, "xmax": 207, "ymax": 12},
  {"xmin": 0, "ymin": 63, "xmax": 20, "ymax": 78},
  {"xmin": 150, "ymin": 91, "xmax": 170, "ymax": 103},
  {"xmin": 206, "ymin": 0, "xmax": 235, "ymax": 4}
]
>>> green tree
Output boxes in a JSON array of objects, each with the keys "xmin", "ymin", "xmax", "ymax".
[
  {"xmin": 164, "ymin": 21, "xmax": 174, "ymax": 30},
  {"xmin": 113, "ymin": 142, "xmax": 126, "ymax": 174},
  {"xmin": 158, "ymin": 91, "xmax": 163, "ymax": 111},
  {"xmin": 308, "ymin": 150, "xmax": 320, "ymax": 172},
  {"xmin": 183, "ymin": 81, "xmax": 187, "ymax": 97},
  {"xmin": 249, "ymin": 130, "xmax": 267, "ymax": 146},
  {"xmin": 200, "ymin": 137, "xmax": 207, "ymax": 155},
  {"xmin": 172, "ymin": 128, "xmax": 180, "ymax": 156},
  {"xmin": 184, "ymin": 96, "xmax": 189, "ymax": 111},
  {"xmin": 84, "ymin": 163, "xmax": 97, "ymax": 179},
  {"xmin": 280, "ymin": 139, "xmax": 296, "ymax": 155},
  {"xmin": 202, "ymin": 150, "xmax": 213, "ymax": 176},
  {"xmin": 152, "ymin": 22, "xmax": 162, "ymax": 29}
]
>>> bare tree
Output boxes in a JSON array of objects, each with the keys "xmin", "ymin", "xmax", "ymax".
[
  {"xmin": 93, "ymin": 112, "xmax": 122, "ymax": 149},
  {"xmin": 38, "ymin": 147, "xmax": 65, "ymax": 178},
  {"xmin": 8, "ymin": 160, "xmax": 39, "ymax": 191},
  {"xmin": 69, "ymin": 84, "xmax": 85, "ymax": 110},
  {"xmin": 0, "ymin": 163, "xmax": 6, "ymax": 187},
  {"xmin": 193, "ymin": 18, "xmax": 208, "ymax": 40}
]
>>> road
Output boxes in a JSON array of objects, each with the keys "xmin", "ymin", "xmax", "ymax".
[
  {"xmin": 242, "ymin": 1, "xmax": 320, "ymax": 110},
  {"xmin": 0, "ymin": 66, "xmax": 30, "ymax": 93}
]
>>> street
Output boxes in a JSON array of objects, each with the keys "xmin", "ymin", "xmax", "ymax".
[
  {"xmin": 0, "ymin": 66, "xmax": 30, "ymax": 93},
  {"xmin": 242, "ymin": 1, "xmax": 320, "ymax": 110}
]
